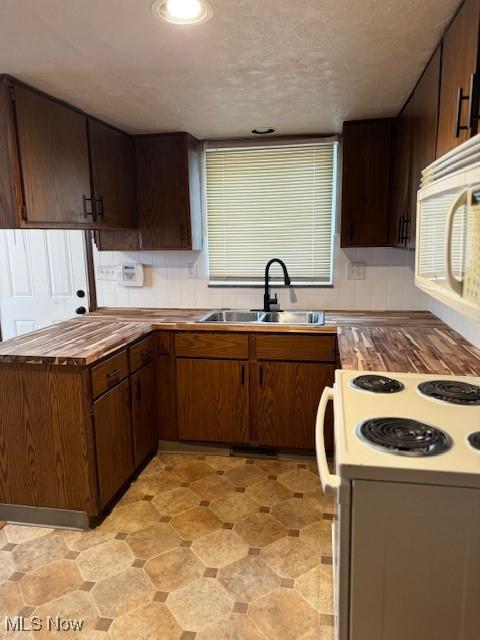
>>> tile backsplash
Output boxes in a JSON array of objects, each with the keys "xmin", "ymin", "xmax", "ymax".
[{"xmin": 93, "ymin": 235, "xmax": 427, "ymax": 312}]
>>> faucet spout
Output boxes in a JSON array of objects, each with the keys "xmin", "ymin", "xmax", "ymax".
[{"xmin": 263, "ymin": 259, "xmax": 292, "ymax": 312}]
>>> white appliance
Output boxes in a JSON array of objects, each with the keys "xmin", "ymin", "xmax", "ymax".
[
  {"xmin": 316, "ymin": 370, "xmax": 480, "ymax": 640},
  {"xmin": 416, "ymin": 134, "xmax": 480, "ymax": 321}
]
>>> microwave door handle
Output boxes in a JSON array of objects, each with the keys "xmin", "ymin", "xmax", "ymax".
[
  {"xmin": 445, "ymin": 189, "xmax": 468, "ymax": 296},
  {"xmin": 315, "ymin": 386, "xmax": 340, "ymax": 496}
]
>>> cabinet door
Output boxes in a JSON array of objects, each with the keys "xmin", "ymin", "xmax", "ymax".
[
  {"xmin": 157, "ymin": 333, "xmax": 178, "ymax": 442},
  {"xmin": 389, "ymin": 48, "xmax": 441, "ymax": 248},
  {"xmin": 406, "ymin": 47, "xmax": 441, "ymax": 248},
  {"xmin": 95, "ymin": 132, "xmax": 202, "ymax": 251},
  {"xmin": 88, "ymin": 119, "xmax": 137, "ymax": 229},
  {"xmin": 176, "ymin": 358, "xmax": 249, "ymax": 444},
  {"xmin": 389, "ymin": 106, "xmax": 413, "ymax": 247},
  {"xmin": 135, "ymin": 134, "xmax": 194, "ymax": 249},
  {"xmin": 254, "ymin": 362, "xmax": 335, "ymax": 450},
  {"xmin": 94, "ymin": 379, "xmax": 134, "ymax": 507},
  {"xmin": 14, "ymin": 85, "xmax": 91, "ymax": 226},
  {"xmin": 436, "ymin": 0, "xmax": 480, "ymax": 157},
  {"xmin": 131, "ymin": 361, "xmax": 158, "ymax": 466},
  {"xmin": 341, "ymin": 119, "xmax": 394, "ymax": 247}
]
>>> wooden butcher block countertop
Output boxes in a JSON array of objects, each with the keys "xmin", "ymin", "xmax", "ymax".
[
  {"xmin": 0, "ymin": 318, "xmax": 153, "ymax": 366},
  {"xmin": 0, "ymin": 308, "xmax": 478, "ymax": 375}
]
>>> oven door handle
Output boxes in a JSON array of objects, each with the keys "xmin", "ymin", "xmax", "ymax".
[
  {"xmin": 445, "ymin": 188, "xmax": 468, "ymax": 297},
  {"xmin": 315, "ymin": 386, "xmax": 340, "ymax": 496}
]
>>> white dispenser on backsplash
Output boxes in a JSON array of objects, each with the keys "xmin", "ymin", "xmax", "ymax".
[{"xmin": 120, "ymin": 264, "xmax": 144, "ymax": 287}]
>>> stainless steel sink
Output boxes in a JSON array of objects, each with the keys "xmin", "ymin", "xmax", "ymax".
[
  {"xmin": 198, "ymin": 310, "xmax": 266, "ymax": 323},
  {"xmin": 261, "ymin": 311, "xmax": 325, "ymax": 325},
  {"xmin": 197, "ymin": 309, "xmax": 325, "ymax": 326}
]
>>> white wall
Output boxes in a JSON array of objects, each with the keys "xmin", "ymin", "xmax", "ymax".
[
  {"xmin": 93, "ymin": 234, "xmax": 428, "ymax": 312},
  {"xmin": 427, "ymin": 298, "xmax": 480, "ymax": 349}
]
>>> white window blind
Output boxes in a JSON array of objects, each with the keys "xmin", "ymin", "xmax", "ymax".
[{"xmin": 205, "ymin": 142, "xmax": 337, "ymax": 285}]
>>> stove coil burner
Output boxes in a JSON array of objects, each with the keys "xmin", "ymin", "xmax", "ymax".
[
  {"xmin": 468, "ymin": 432, "xmax": 480, "ymax": 451},
  {"xmin": 418, "ymin": 380, "xmax": 480, "ymax": 405},
  {"xmin": 357, "ymin": 417, "xmax": 452, "ymax": 457},
  {"xmin": 351, "ymin": 374, "xmax": 404, "ymax": 394}
]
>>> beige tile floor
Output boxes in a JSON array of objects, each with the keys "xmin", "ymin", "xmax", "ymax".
[{"xmin": 0, "ymin": 452, "xmax": 335, "ymax": 639}]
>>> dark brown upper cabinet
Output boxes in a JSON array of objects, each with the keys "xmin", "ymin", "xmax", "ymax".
[
  {"xmin": 0, "ymin": 76, "xmax": 137, "ymax": 230},
  {"xmin": 94, "ymin": 227, "xmax": 141, "ymax": 251},
  {"xmin": 389, "ymin": 107, "xmax": 413, "ymax": 249},
  {"xmin": 88, "ymin": 119, "xmax": 137, "ymax": 229},
  {"xmin": 340, "ymin": 119, "xmax": 394, "ymax": 247},
  {"xmin": 0, "ymin": 79, "xmax": 92, "ymax": 228},
  {"xmin": 136, "ymin": 133, "xmax": 202, "ymax": 250},
  {"xmin": 340, "ymin": 2, "xmax": 480, "ymax": 249},
  {"xmin": 14, "ymin": 84, "xmax": 93, "ymax": 227},
  {"xmin": 436, "ymin": 0, "xmax": 480, "ymax": 157},
  {"xmin": 406, "ymin": 46, "xmax": 441, "ymax": 248},
  {"xmin": 390, "ymin": 47, "xmax": 441, "ymax": 249},
  {"xmin": 95, "ymin": 132, "xmax": 203, "ymax": 251}
]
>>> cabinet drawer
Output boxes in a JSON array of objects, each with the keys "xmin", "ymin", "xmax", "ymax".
[
  {"xmin": 91, "ymin": 350, "xmax": 129, "ymax": 398},
  {"xmin": 175, "ymin": 332, "xmax": 248, "ymax": 359},
  {"xmin": 255, "ymin": 334, "xmax": 336, "ymax": 362},
  {"xmin": 129, "ymin": 335, "xmax": 155, "ymax": 372}
]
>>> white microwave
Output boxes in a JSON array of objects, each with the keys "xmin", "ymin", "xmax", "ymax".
[{"xmin": 416, "ymin": 134, "xmax": 480, "ymax": 321}]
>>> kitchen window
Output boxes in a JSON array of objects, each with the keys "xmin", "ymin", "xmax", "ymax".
[{"xmin": 205, "ymin": 140, "xmax": 337, "ymax": 286}]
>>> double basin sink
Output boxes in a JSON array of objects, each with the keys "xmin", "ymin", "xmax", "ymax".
[{"xmin": 198, "ymin": 310, "xmax": 325, "ymax": 326}]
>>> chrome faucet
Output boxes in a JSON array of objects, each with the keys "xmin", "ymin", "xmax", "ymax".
[{"xmin": 263, "ymin": 259, "xmax": 291, "ymax": 312}]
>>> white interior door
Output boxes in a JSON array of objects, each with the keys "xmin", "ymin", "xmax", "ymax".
[{"xmin": 0, "ymin": 229, "xmax": 89, "ymax": 340}]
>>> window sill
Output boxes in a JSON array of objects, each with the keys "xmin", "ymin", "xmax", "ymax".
[{"xmin": 208, "ymin": 282, "xmax": 334, "ymax": 288}]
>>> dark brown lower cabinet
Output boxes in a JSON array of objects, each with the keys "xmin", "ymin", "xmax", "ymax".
[
  {"xmin": 169, "ymin": 332, "xmax": 335, "ymax": 451},
  {"xmin": 94, "ymin": 379, "xmax": 134, "ymax": 507},
  {"xmin": 131, "ymin": 360, "xmax": 158, "ymax": 466},
  {"xmin": 176, "ymin": 358, "xmax": 249, "ymax": 444},
  {"xmin": 254, "ymin": 362, "xmax": 335, "ymax": 449}
]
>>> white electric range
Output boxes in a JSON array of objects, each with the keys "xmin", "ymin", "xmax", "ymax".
[{"xmin": 315, "ymin": 369, "xmax": 480, "ymax": 640}]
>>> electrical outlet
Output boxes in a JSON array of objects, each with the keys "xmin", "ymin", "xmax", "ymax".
[
  {"xmin": 184, "ymin": 262, "xmax": 198, "ymax": 278},
  {"xmin": 346, "ymin": 262, "xmax": 366, "ymax": 280},
  {"xmin": 96, "ymin": 265, "xmax": 119, "ymax": 281}
]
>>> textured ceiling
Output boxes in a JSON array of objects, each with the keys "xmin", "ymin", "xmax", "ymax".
[{"xmin": 0, "ymin": 0, "xmax": 460, "ymax": 139}]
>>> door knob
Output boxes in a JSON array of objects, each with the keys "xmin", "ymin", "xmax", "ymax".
[
  {"xmin": 76, "ymin": 306, "xmax": 87, "ymax": 315},
  {"xmin": 76, "ymin": 289, "xmax": 85, "ymax": 298}
]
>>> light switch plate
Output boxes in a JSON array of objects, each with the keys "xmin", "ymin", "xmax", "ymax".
[
  {"xmin": 346, "ymin": 262, "xmax": 366, "ymax": 280},
  {"xmin": 96, "ymin": 265, "xmax": 119, "ymax": 281}
]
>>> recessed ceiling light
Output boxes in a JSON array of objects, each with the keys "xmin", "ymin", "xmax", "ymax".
[
  {"xmin": 251, "ymin": 128, "xmax": 276, "ymax": 135},
  {"xmin": 151, "ymin": 0, "xmax": 213, "ymax": 25}
]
